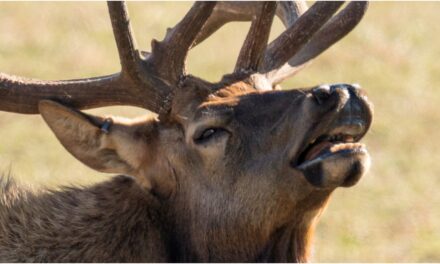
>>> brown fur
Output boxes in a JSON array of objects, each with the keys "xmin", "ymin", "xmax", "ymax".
[
  {"xmin": 0, "ymin": 80, "xmax": 372, "ymax": 262},
  {"xmin": 0, "ymin": 175, "xmax": 168, "ymax": 262}
]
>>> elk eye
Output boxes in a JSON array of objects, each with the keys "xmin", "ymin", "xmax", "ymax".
[{"xmin": 194, "ymin": 128, "xmax": 227, "ymax": 144}]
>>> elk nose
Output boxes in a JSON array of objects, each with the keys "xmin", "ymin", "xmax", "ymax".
[
  {"xmin": 312, "ymin": 83, "xmax": 361, "ymax": 105},
  {"xmin": 312, "ymin": 84, "xmax": 331, "ymax": 105},
  {"xmin": 330, "ymin": 83, "xmax": 372, "ymax": 139}
]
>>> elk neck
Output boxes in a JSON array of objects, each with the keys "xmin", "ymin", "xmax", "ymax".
[
  {"xmin": 159, "ymin": 188, "xmax": 332, "ymax": 262},
  {"xmin": 256, "ymin": 190, "xmax": 332, "ymax": 262}
]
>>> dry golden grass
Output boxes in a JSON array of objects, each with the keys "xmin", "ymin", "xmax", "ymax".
[{"xmin": 0, "ymin": 2, "xmax": 439, "ymax": 262}]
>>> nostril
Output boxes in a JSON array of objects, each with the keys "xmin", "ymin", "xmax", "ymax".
[{"xmin": 312, "ymin": 84, "xmax": 331, "ymax": 105}]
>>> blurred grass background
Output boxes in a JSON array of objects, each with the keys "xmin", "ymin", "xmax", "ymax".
[{"xmin": 0, "ymin": 2, "xmax": 439, "ymax": 262}]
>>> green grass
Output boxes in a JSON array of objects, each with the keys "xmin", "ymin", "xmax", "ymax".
[{"xmin": 1, "ymin": 2, "xmax": 439, "ymax": 262}]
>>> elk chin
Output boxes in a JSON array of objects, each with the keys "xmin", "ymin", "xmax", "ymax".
[{"xmin": 297, "ymin": 143, "xmax": 371, "ymax": 189}]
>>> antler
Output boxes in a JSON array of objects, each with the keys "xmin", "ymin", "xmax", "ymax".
[
  {"xmin": 263, "ymin": 1, "xmax": 369, "ymax": 86},
  {"xmin": 192, "ymin": 1, "xmax": 368, "ymax": 90},
  {"xmin": 193, "ymin": 1, "xmax": 308, "ymax": 47},
  {"xmin": 0, "ymin": 1, "xmax": 215, "ymax": 115},
  {"xmin": 234, "ymin": 2, "xmax": 278, "ymax": 73},
  {"xmin": 0, "ymin": 1, "xmax": 368, "ymax": 115},
  {"xmin": 149, "ymin": 2, "xmax": 216, "ymax": 84}
]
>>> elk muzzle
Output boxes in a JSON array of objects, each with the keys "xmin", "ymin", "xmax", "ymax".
[{"xmin": 296, "ymin": 84, "xmax": 372, "ymax": 189}]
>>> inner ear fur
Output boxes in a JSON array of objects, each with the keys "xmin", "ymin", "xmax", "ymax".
[{"xmin": 38, "ymin": 100, "xmax": 158, "ymax": 176}]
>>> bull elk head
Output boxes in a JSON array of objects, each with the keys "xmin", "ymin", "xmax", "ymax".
[{"xmin": 0, "ymin": 1, "xmax": 372, "ymax": 262}]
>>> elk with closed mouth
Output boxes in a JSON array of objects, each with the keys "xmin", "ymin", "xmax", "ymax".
[{"xmin": 0, "ymin": 1, "xmax": 372, "ymax": 262}]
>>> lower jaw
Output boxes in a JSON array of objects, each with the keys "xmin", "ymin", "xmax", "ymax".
[
  {"xmin": 294, "ymin": 145, "xmax": 370, "ymax": 188},
  {"xmin": 296, "ymin": 142, "xmax": 366, "ymax": 170}
]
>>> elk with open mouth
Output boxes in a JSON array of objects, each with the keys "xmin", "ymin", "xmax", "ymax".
[{"xmin": 0, "ymin": 1, "xmax": 371, "ymax": 262}]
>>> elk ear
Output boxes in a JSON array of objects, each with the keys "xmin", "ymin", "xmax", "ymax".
[{"xmin": 38, "ymin": 100, "xmax": 156, "ymax": 176}]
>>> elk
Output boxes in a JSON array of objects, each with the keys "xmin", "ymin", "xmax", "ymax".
[{"xmin": 0, "ymin": 1, "xmax": 372, "ymax": 262}]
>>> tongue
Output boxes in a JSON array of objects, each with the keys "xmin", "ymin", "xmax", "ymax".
[{"xmin": 304, "ymin": 141, "xmax": 334, "ymax": 161}]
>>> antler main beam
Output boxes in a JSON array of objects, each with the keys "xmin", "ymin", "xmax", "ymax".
[{"xmin": 0, "ymin": 73, "xmax": 132, "ymax": 114}]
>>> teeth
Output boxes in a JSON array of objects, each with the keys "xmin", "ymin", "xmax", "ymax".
[
  {"xmin": 325, "ymin": 134, "xmax": 356, "ymax": 143},
  {"xmin": 308, "ymin": 134, "xmax": 358, "ymax": 146},
  {"xmin": 330, "ymin": 142, "xmax": 365, "ymax": 152}
]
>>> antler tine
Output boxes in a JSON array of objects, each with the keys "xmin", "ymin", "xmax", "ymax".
[
  {"xmin": 193, "ymin": 1, "xmax": 308, "ymax": 48},
  {"xmin": 267, "ymin": 2, "xmax": 369, "ymax": 85},
  {"xmin": 291, "ymin": 2, "xmax": 369, "ymax": 67},
  {"xmin": 107, "ymin": 1, "xmax": 141, "ymax": 79},
  {"xmin": 270, "ymin": 1, "xmax": 368, "ymax": 84},
  {"xmin": 150, "ymin": 2, "xmax": 216, "ymax": 84},
  {"xmin": 262, "ymin": 1, "xmax": 344, "ymax": 73},
  {"xmin": 107, "ymin": 1, "xmax": 172, "ymax": 113},
  {"xmin": 234, "ymin": 2, "xmax": 277, "ymax": 73}
]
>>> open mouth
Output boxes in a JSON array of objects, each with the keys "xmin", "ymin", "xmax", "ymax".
[
  {"xmin": 290, "ymin": 83, "xmax": 373, "ymax": 188},
  {"xmin": 294, "ymin": 123, "xmax": 368, "ymax": 169}
]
